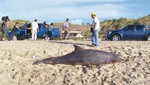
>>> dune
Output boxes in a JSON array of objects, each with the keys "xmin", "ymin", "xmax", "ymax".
[{"xmin": 0, "ymin": 40, "xmax": 149, "ymax": 85}]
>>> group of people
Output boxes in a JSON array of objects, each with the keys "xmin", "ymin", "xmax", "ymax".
[
  {"xmin": 0, "ymin": 12, "xmax": 100, "ymax": 46},
  {"xmin": 31, "ymin": 18, "xmax": 70, "ymax": 41},
  {"xmin": 0, "ymin": 16, "xmax": 23, "ymax": 40},
  {"xmin": 31, "ymin": 18, "xmax": 71, "ymax": 41}
]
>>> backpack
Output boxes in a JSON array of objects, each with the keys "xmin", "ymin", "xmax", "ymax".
[{"xmin": 90, "ymin": 27, "xmax": 94, "ymax": 32}]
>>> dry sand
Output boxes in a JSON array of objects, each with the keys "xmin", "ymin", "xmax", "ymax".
[{"xmin": 0, "ymin": 40, "xmax": 149, "ymax": 85}]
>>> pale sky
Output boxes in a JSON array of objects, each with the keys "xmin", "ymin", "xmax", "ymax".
[{"xmin": 0, "ymin": 0, "xmax": 150, "ymax": 24}]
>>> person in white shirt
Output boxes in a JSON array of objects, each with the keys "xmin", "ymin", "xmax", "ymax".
[
  {"xmin": 32, "ymin": 19, "xmax": 39, "ymax": 40},
  {"xmin": 91, "ymin": 12, "xmax": 100, "ymax": 46},
  {"xmin": 62, "ymin": 18, "xmax": 70, "ymax": 40}
]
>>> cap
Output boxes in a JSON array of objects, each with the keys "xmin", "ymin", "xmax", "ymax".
[{"xmin": 91, "ymin": 12, "xmax": 96, "ymax": 16}]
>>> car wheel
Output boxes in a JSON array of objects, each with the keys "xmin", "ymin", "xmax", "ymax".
[
  {"xmin": 112, "ymin": 35, "xmax": 121, "ymax": 41},
  {"xmin": 147, "ymin": 35, "xmax": 150, "ymax": 41}
]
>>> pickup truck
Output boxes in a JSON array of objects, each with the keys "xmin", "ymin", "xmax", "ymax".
[
  {"xmin": 107, "ymin": 24, "xmax": 150, "ymax": 41},
  {"xmin": 8, "ymin": 23, "xmax": 61, "ymax": 40}
]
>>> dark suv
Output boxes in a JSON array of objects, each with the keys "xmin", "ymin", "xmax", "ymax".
[{"xmin": 107, "ymin": 24, "xmax": 150, "ymax": 41}]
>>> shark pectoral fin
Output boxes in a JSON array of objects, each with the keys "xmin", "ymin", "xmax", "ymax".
[{"xmin": 33, "ymin": 60, "xmax": 41, "ymax": 65}]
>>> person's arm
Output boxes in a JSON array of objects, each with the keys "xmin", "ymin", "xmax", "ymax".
[
  {"xmin": 37, "ymin": 23, "xmax": 39, "ymax": 32},
  {"xmin": 16, "ymin": 25, "xmax": 19, "ymax": 29}
]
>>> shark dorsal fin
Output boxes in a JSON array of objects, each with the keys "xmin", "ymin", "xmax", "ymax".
[{"xmin": 73, "ymin": 45, "xmax": 83, "ymax": 51}]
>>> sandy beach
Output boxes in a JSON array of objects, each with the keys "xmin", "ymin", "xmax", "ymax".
[{"xmin": 0, "ymin": 40, "xmax": 149, "ymax": 85}]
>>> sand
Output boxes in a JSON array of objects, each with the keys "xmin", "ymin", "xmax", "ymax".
[{"xmin": 0, "ymin": 40, "xmax": 149, "ymax": 85}]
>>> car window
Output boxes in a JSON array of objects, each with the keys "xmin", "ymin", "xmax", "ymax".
[
  {"xmin": 145, "ymin": 26, "xmax": 150, "ymax": 29},
  {"xmin": 136, "ymin": 25, "xmax": 144, "ymax": 31},
  {"xmin": 123, "ymin": 25, "xmax": 134, "ymax": 31}
]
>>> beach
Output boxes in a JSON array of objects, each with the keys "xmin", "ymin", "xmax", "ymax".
[{"xmin": 0, "ymin": 40, "xmax": 149, "ymax": 85}]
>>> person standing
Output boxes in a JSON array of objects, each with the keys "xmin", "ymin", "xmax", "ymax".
[
  {"xmin": 43, "ymin": 23, "xmax": 54, "ymax": 40},
  {"xmin": 62, "ymin": 18, "xmax": 70, "ymax": 40},
  {"xmin": 91, "ymin": 12, "xmax": 100, "ymax": 46},
  {"xmin": 0, "ymin": 16, "xmax": 11, "ymax": 41},
  {"xmin": 26, "ymin": 23, "xmax": 32, "ymax": 37},
  {"xmin": 48, "ymin": 23, "xmax": 54, "ymax": 40},
  {"xmin": 12, "ymin": 22, "xmax": 19, "ymax": 40},
  {"xmin": 31, "ymin": 19, "xmax": 39, "ymax": 40}
]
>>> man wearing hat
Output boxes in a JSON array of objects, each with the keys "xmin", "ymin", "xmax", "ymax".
[
  {"xmin": 62, "ymin": 18, "xmax": 70, "ymax": 40},
  {"xmin": 91, "ymin": 12, "xmax": 100, "ymax": 46},
  {"xmin": 0, "ymin": 16, "xmax": 11, "ymax": 41}
]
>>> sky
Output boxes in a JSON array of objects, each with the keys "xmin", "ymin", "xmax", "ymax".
[{"xmin": 0, "ymin": 0, "xmax": 150, "ymax": 24}]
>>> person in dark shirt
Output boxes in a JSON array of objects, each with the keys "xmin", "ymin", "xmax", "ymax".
[
  {"xmin": 12, "ymin": 22, "xmax": 19, "ymax": 40},
  {"xmin": 48, "ymin": 23, "xmax": 54, "ymax": 40},
  {"xmin": 0, "ymin": 16, "xmax": 11, "ymax": 41},
  {"xmin": 43, "ymin": 22, "xmax": 54, "ymax": 40},
  {"xmin": 26, "ymin": 23, "xmax": 32, "ymax": 37}
]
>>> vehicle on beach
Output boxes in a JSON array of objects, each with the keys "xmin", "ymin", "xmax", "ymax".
[
  {"xmin": 8, "ymin": 23, "xmax": 61, "ymax": 40},
  {"xmin": 107, "ymin": 24, "xmax": 150, "ymax": 41}
]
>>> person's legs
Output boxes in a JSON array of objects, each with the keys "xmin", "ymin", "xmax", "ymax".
[
  {"xmin": 12, "ymin": 31, "xmax": 17, "ymax": 40},
  {"xmin": 92, "ymin": 31, "xmax": 96, "ymax": 45},
  {"xmin": 35, "ymin": 30, "xmax": 37, "ymax": 40},
  {"xmin": 27, "ymin": 29, "xmax": 30, "ymax": 36},
  {"xmin": 0, "ymin": 30, "xmax": 4, "ymax": 41},
  {"xmin": 4, "ymin": 30, "xmax": 10, "ymax": 41},
  {"xmin": 63, "ymin": 30, "xmax": 66, "ymax": 39},
  {"xmin": 91, "ymin": 30, "xmax": 99, "ymax": 46},
  {"xmin": 49, "ymin": 31, "xmax": 53, "ymax": 40},
  {"xmin": 65, "ymin": 29, "xmax": 70, "ymax": 39},
  {"xmin": 32, "ymin": 30, "xmax": 35, "ymax": 40},
  {"xmin": 94, "ymin": 30, "xmax": 99, "ymax": 46}
]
